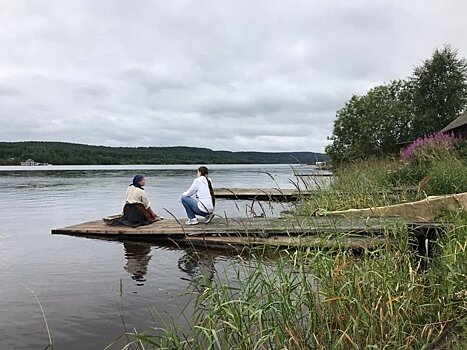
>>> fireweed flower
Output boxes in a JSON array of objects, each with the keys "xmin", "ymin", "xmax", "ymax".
[{"xmin": 400, "ymin": 132, "xmax": 459, "ymax": 161}]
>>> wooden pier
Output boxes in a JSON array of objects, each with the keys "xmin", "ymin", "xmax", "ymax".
[
  {"xmin": 214, "ymin": 188, "xmax": 317, "ymax": 201},
  {"xmin": 294, "ymin": 173, "xmax": 334, "ymax": 177},
  {"xmin": 213, "ymin": 187, "xmax": 419, "ymax": 201},
  {"xmin": 51, "ymin": 216, "xmax": 443, "ymax": 250}
]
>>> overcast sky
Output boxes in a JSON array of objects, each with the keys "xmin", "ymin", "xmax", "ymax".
[{"xmin": 0, "ymin": 1, "xmax": 466, "ymax": 152}]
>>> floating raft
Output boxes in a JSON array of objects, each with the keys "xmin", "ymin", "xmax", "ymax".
[
  {"xmin": 214, "ymin": 188, "xmax": 318, "ymax": 201},
  {"xmin": 51, "ymin": 217, "xmax": 443, "ymax": 250}
]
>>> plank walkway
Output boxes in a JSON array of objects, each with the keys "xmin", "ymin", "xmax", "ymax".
[
  {"xmin": 213, "ymin": 187, "xmax": 418, "ymax": 201},
  {"xmin": 294, "ymin": 173, "xmax": 334, "ymax": 177},
  {"xmin": 183, "ymin": 235, "xmax": 387, "ymax": 250},
  {"xmin": 214, "ymin": 188, "xmax": 317, "ymax": 201},
  {"xmin": 51, "ymin": 216, "xmax": 443, "ymax": 250}
]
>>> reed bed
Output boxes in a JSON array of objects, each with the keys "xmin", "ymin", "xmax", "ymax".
[
  {"xmin": 119, "ymin": 213, "xmax": 465, "ymax": 349},
  {"xmin": 119, "ymin": 144, "xmax": 466, "ymax": 349},
  {"xmin": 299, "ymin": 148, "xmax": 467, "ymax": 214}
]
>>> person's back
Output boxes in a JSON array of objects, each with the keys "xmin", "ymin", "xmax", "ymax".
[
  {"xmin": 184, "ymin": 176, "xmax": 214, "ymax": 213},
  {"xmin": 180, "ymin": 166, "xmax": 216, "ymax": 225},
  {"xmin": 125, "ymin": 184, "xmax": 151, "ymax": 209},
  {"xmin": 119, "ymin": 175, "xmax": 162, "ymax": 227}
]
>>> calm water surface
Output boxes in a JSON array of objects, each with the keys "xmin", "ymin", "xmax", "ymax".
[{"xmin": 0, "ymin": 164, "xmax": 319, "ymax": 349}]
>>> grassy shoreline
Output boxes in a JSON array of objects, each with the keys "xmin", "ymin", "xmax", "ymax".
[
  {"xmin": 119, "ymin": 216, "xmax": 465, "ymax": 349},
  {"xmin": 118, "ymin": 147, "xmax": 466, "ymax": 349}
]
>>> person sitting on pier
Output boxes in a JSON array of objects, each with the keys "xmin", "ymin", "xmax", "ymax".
[
  {"xmin": 119, "ymin": 175, "xmax": 162, "ymax": 227},
  {"xmin": 180, "ymin": 166, "xmax": 215, "ymax": 225}
]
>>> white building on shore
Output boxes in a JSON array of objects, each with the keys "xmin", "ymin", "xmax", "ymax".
[
  {"xmin": 20, "ymin": 159, "xmax": 51, "ymax": 166},
  {"xmin": 21, "ymin": 159, "xmax": 39, "ymax": 166}
]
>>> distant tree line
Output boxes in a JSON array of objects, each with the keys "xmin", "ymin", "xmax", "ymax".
[
  {"xmin": 326, "ymin": 46, "xmax": 467, "ymax": 165},
  {"xmin": 0, "ymin": 142, "xmax": 327, "ymax": 165}
]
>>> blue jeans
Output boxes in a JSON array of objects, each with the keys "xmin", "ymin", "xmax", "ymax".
[{"xmin": 181, "ymin": 196, "xmax": 209, "ymax": 219}]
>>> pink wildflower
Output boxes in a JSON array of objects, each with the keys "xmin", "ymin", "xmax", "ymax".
[{"xmin": 400, "ymin": 132, "xmax": 458, "ymax": 160}]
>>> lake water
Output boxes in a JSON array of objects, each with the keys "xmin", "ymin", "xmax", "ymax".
[{"xmin": 0, "ymin": 164, "xmax": 322, "ymax": 349}]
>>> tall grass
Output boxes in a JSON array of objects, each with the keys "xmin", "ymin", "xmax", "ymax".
[
  {"xmin": 117, "ymin": 144, "xmax": 466, "ymax": 349},
  {"xmin": 299, "ymin": 143, "xmax": 467, "ymax": 214},
  {"xmin": 423, "ymin": 210, "xmax": 467, "ymax": 348},
  {"xmin": 120, "ymin": 217, "xmax": 466, "ymax": 349},
  {"xmin": 299, "ymin": 158, "xmax": 419, "ymax": 214}
]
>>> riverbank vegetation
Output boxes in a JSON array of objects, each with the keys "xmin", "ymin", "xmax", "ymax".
[
  {"xmin": 301, "ymin": 132, "xmax": 467, "ymax": 214},
  {"xmin": 118, "ymin": 137, "xmax": 466, "ymax": 349}
]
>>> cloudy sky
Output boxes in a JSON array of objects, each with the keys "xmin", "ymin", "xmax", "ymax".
[{"xmin": 0, "ymin": 1, "xmax": 466, "ymax": 152}]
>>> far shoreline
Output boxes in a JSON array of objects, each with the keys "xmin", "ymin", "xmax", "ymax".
[{"xmin": 0, "ymin": 163, "xmax": 314, "ymax": 171}]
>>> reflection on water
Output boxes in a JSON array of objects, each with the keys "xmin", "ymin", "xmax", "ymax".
[
  {"xmin": 123, "ymin": 241, "xmax": 218, "ymax": 288},
  {"xmin": 123, "ymin": 242, "xmax": 152, "ymax": 286},
  {"xmin": 178, "ymin": 249, "xmax": 215, "ymax": 284}
]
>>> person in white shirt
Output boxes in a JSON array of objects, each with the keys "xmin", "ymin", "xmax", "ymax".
[
  {"xmin": 119, "ymin": 174, "xmax": 162, "ymax": 227},
  {"xmin": 180, "ymin": 166, "xmax": 215, "ymax": 225}
]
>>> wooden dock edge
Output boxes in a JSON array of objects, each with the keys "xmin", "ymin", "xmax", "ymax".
[
  {"xmin": 213, "ymin": 188, "xmax": 318, "ymax": 201},
  {"xmin": 52, "ymin": 230, "xmax": 388, "ymax": 250},
  {"xmin": 51, "ymin": 216, "xmax": 447, "ymax": 251}
]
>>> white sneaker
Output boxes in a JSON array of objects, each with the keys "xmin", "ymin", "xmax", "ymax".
[
  {"xmin": 185, "ymin": 218, "xmax": 199, "ymax": 225},
  {"xmin": 204, "ymin": 213, "xmax": 215, "ymax": 224}
]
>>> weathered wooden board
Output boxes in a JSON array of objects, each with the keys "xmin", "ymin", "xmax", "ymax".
[
  {"xmin": 52, "ymin": 215, "xmax": 447, "ymax": 250},
  {"xmin": 294, "ymin": 173, "xmax": 334, "ymax": 177},
  {"xmin": 213, "ymin": 187, "xmax": 419, "ymax": 201},
  {"xmin": 325, "ymin": 192, "xmax": 467, "ymax": 222},
  {"xmin": 213, "ymin": 188, "xmax": 317, "ymax": 201},
  {"xmin": 52, "ymin": 217, "xmax": 390, "ymax": 236},
  {"xmin": 180, "ymin": 234, "xmax": 387, "ymax": 250}
]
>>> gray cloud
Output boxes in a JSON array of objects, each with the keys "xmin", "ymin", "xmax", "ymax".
[{"xmin": 1, "ymin": 0, "xmax": 466, "ymax": 152}]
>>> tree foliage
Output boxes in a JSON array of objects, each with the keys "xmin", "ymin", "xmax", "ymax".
[
  {"xmin": 0, "ymin": 142, "xmax": 327, "ymax": 165},
  {"xmin": 326, "ymin": 46, "xmax": 467, "ymax": 165},
  {"xmin": 326, "ymin": 80, "xmax": 413, "ymax": 163},
  {"xmin": 410, "ymin": 46, "xmax": 467, "ymax": 138}
]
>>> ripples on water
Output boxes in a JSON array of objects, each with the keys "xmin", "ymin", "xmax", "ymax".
[{"xmin": 0, "ymin": 164, "xmax": 326, "ymax": 349}]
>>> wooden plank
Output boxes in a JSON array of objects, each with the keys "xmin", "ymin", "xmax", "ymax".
[
  {"xmin": 213, "ymin": 187, "xmax": 418, "ymax": 201},
  {"xmin": 295, "ymin": 173, "xmax": 334, "ymax": 177},
  {"xmin": 52, "ymin": 216, "xmax": 440, "ymax": 237},
  {"xmin": 51, "ymin": 216, "xmax": 445, "ymax": 249},
  {"xmin": 181, "ymin": 234, "xmax": 387, "ymax": 250},
  {"xmin": 214, "ymin": 188, "xmax": 318, "ymax": 201},
  {"xmin": 324, "ymin": 192, "xmax": 467, "ymax": 222}
]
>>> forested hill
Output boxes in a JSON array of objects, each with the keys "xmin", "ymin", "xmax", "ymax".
[{"xmin": 0, "ymin": 142, "xmax": 327, "ymax": 165}]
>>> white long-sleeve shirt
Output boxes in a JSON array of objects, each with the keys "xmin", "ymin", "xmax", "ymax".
[
  {"xmin": 124, "ymin": 185, "xmax": 151, "ymax": 209},
  {"xmin": 182, "ymin": 176, "xmax": 214, "ymax": 213}
]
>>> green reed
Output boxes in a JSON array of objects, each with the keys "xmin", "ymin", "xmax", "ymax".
[
  {"xmin": 120, "ymin": 216, "xmax": 465, "ymax": 349},
  {"xmin": 118, "ymin": 152, "xmax": 466, "ymax": 349},
  {"xmin": 299, "ymin": 151, "xmax": 467, "ymax": 215}
]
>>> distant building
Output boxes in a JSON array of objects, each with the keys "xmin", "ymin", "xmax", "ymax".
[
  {"xmin": 20, "ymin": 159, "xmax": 51, "ymax": 166},
  {"xmin": 441, "ymin": 111, "xmax": 467, "ymax": 139},
  {"xmin": 21, "ymin": 159, "xmax": 39, "ymax": 166}
]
